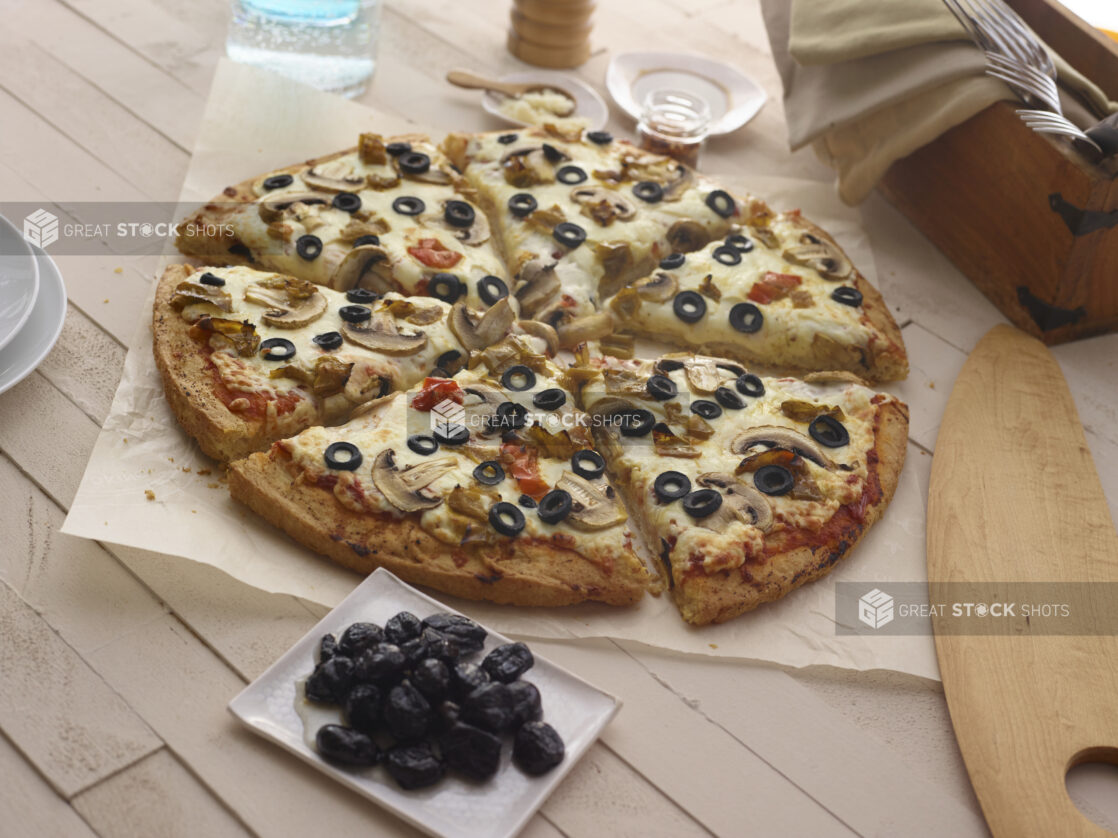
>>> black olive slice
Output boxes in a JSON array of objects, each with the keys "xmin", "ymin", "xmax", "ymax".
[
  {"xmin": 556, "ymin": 165, "xmax": 587, "ymax": 185},
  {"xmin": 324, "ymin": 442, "xmax": 362, "ymax": 471},
  {"xmin": 537, "ymin": 489, "xmax": 572, "ymax": 525},
  {"xmin": 553, "ymin": 222, "xmax": 587, "ymax": 249},
  {"xmin": 494, "ymin": 401, "xmax": 528, "ymax": 431},
  {"xmin": 444, "ymin": 200, "xmax": 475, "ymax": 228},
  {"xmin": 682, "ymin": 488, "xmax": 723, "ymax": 519},
  {"xmin": 735, "ymin": 373, "xmax": 765, "ymax": 398},
  {"xmin": 260, "ymin": 337, "xmax": 296, "ymax": 361},
  {"xmin": 262, "ymin": 173, "xmax": 294, "ymax": 190},
  {"xmin": 541, "ymin": 143, "xmax": 565, "ymax": 163},
  {"xmin": 659, "ymin": 252, "xmax": 685, "ymax": 270},
  {"xmin": 313, "ymin": 331, "xmax": 343, "ymax": 351},
  {"xmin": 386, "ymin": 141, "xmax": 411, "ymax": 156},
  {"xmin": 632, "ymin": 181, "xmax": 664, "ymax": 203},
  {"xmin": 690, "ymin": 399, "xmax": 722, "ymax": 419},
  {"xmin": 809, "ymin": 414, "xmax": 850, "ymax": 448},
  {"xmin": 508, "ymin": 193, "xmax": 537, "ymax": 218},
  {"xmin": 646, "ymin": 374, "xmax": 677, "ymax": 401},
  {"xmin": 532, "ymin": 388, "xmax": 566, "ymax": 411},
  {"xmin": 619, "ymin": 407, "xmax": 655, "ymax": 437},
  {"xmin": 497, "ymin": 133, "xmax": 518, "ymax": 145},
  {"xmin": 428, "ymin": 273, "xmax": 463, "ymax": 303},
  {"xmin": 518, "ymin": 494, "xmax": 537, "ymax": 508},
  {"xmin": 392, "ymin": 196, "xmax": 425, "ymax": 216},
  {"xmin": 571, "ymin": 450, "xmax": 606, "ymax": 480},
  {"xmin": 489, "ymin": 502, "xmax": 526, "ymax": 536},
  {"xmin": 332, "ymin": 192, "xmax": 362, "ymax": 213},
  {"xmin": 726, "ymin": 233, "xmax": 754, "ymax": 252},
  {"xmin": 706, "ymin": 190, "xmax": 736, "ymax": 218},
  {"xmin": 199, "ymin": 272, "xmax": 225, "ymax": 287},
  {"xmin": 407, "ymin": 434, "xmax": 439, "ymax": 456},
  {"xmin": 712, "ymin": 245, "xmax": 742, "ymax": 266},
  {"xmin": 501, "ymin": 365, "xmax": 537, "ymax": 392},
  {"xmin": 352, "ymin": 234, "xmax": 380, "ymax": 248},
  {"xmin": 754, "ymin": 464, "xmax": 794, "ymax": 496},
  {"xmin": 473, "ymin": 461, "xmax": 505, "ymax": 486},
  {"xmin": 434, "ymin": 423, "xmax": 470, "ymax": 446},
  {"xmin": 477, "ymin": 275, "xmax": 508, "ymax": 306},
  {"xmin": 672, "ymin": 290, "xmax": 707, "ymax": 323},
  {"xmin": 714, "ymin": 386, "xmax": 745, "ymax": 410},
  {"xmin": 339, "ymin": 304, "xmax": 372, "ymax": 323},
  {"xmin": 585, "ymin": 130, "xmax": 612, "ymax": 144},
  {"xmin": 296, "ymin": 234, "xmax": 323, "ymax": 261},
  {"xmin": 653, "ymin": 470, "xmax": 691, "ymax": 503},
  {"xmin": 399, "ymin": 151, "xmax": 431, "ymax": 175},
  {"xmin": 346, "ymin": 287, "xmax": 378, "ymax": 304},
  {"xmin": 728, "ymin": 302, "xmax": 763, "ymax": 334},
  {"xmin": 831, "ymin": 286, "xmax": 863, "ymax": 307}
]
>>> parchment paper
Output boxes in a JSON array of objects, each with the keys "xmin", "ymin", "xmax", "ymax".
[{"xmin": 63, "ymin": 60, "xmax": 940, "ymax": 681}]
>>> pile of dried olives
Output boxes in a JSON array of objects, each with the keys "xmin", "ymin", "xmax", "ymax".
[{"xmin": 305, "ymin": 611, "xmax": 565, "ymax": 788}]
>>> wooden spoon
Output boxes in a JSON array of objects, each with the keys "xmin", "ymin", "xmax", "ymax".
[{"xmin": 446, "ymin": 70, "xmax": 576, "ymax": 116}]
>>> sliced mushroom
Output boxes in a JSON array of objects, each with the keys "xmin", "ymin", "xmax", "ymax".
[
  {"xmin": 570, "ymin": 186, "xmax": 637, "ymax": 226},
  {"xmin": 342, "ymin": 311, "xmax": 428, "ymax": 355},
  {"xmin": 514, "ymin": 259, "xmax": 560, "ymax": 317},
  {"xmin": 556, "ymin": 312, "xmax": 613, "ymax": 348},
  {"xmin": 666, "ymin": 220, "xmax": 711, "ymax": 254},
  {"xmin": 683, "ymin": 357, "xmax": 728, "ymax": 394},
  {"xmin": 555, "ymin": 472, "xmax": 628, "ymax": 531},
  {"xmin": 633, "ymin": 271, "xmax": 677, "ymax": 303},
  {"xmin": 516, "ymin": 319, "xmax": 560, "ymax": 356},
  {"xmin": 365, "ymin": 171, "xmax": 401, "ymax": 190},
  {"xmin": 448, "ymin": 298, "xmax": 515, "ymax": 352},
  {"xmin": 333, "ymin": 245, "xmax": 397, "ymax": 293},
  {"xmin": 729, "ymin": 425, "xmax": 833, "ymax": 468},
  {"xmin": 783, "ymin": 239, "xmax": 852, "ymax": 281},
  {"xmin": 448, "ymin": 206, "xmax": 490, "ymax": 246},
  {"xmin": 461, "ymin": 382, "xmax": 505, "ymax": 436},
  {"xmin": 243, "ymin": 277, "xmax": 327, "ymax": 328},
  {"xmin": 258, "ymin": 191, "xmax": 335, "ymax": 223},
  {"xmin": 302, "ymin": 159, "xmax": 366, "ymax": 193},
  {"xmin": 338, "ymin": 217, "xmax": 390, "ymax": 243},
  {"xmin": 661, "ymin": 166, "xmax": 695, "ymax": 202},
  {"xmin": 803, "ymin": 370, "xmax": 868, "ymax": 386},
  {"xmin": 372, "ymin": 449, "xmax": 456, "ymax": 512},
  {"xmin": 695, "ymin": 473, "xmax": 773, "ymax": 532},
  {"xmin": 586, "ymin": 395, "xmax": 640, "ymax": 419},
  {"xmin": 170, "ymin": 281, "xmax": 232, "ymax": 315}
]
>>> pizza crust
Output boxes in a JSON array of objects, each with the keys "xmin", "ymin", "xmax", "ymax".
[{"xmin": 227, "ymin": 451, "xmax": 651, "ymax": 607}]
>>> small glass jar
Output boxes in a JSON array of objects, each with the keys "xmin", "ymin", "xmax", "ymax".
[{"xmin": 637, "ymin": 90, "xmax": 711, "ymax": 169}]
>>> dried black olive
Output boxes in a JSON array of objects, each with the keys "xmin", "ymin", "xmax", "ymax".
[
  {"xmin": 385, "ymin": 611, "xmax": 424, "ymax": 644},
  {"xmin": 518, "ymin": 494, "xmax": 538, "ymax": 508},
  {"xmin": 260, "ymin": 338, "xmax": 296, "ymax": 362},
  {"xmin": 831, "ymin": 286, "xmax": 862, "ymax": 307},
  {"xmin": 571, "ymin": 449, "xmax": 606, "ymax": 480},
  {"xmin": 659, "ymin": 252, "xmax": 686, "ymax": 270},
  {"xmin": 352, "ymin": 234, "xmax": 380, "ymax": 248},
  {"xmin": 508, "ymin": 192, "xmax": 537, "ymax": 218},
  {"xmin": 473, "ymin": 460, "xmax": 505, "ymax": 486},
  {"xmin": 706, "ymin": 189, "xmax": 736, "ymax": 218},
  {"xmin": 385, "ymin": 743, "xmax": 444, "ymax": 789},
  {"xmin": 646, "ymin": 374, "xmax": 678, "ymax": 401},
  {"xmin": 653, "ymin": 471, "xmax": 692, "ymax": 503},
  {"xmin": 537, "ymin": 489, "xmax": 572, "ymax": 525},
  {"xmin": 585, "ymin": 130, "xmax": 612, "ymax": 144},
  {"xmin": 477, "ymin": 275, "xmax": 509, "ymax": 306},
  {"xmin": 438, "ymin": 699, "xmax": 462, "ymax": 730},
  {"xmin": 440, "ymin": 722, "xmax": 502, "ymax": 780},
  {"xmin": 411, "ymin": 658, "xmax": 451, "ymax": 701},
  {"xmin": 384, "ymin": 682, "xmax": 431, "ymax": 741},
  {"xmin": 501, "ymin": 365, "xmax": 536, "ymax": 392},
  {"xmin": 398, "ymin": 151, "xmax": 431, "ymax": 175},
  {"xmin": 399, "ymin": 636, "xmax": 430, "ymax": 667},
  {"xmin": 754, "ymin": 464, "xmax": 794, "ymax": 496},
  {"xmin": 632, "ymin": 181, "xmax": 664, "ymax": 203},
  {"xmin": 424, "ymin": 613, "xmax": 487, "ymax": 655},
  {"xmin": 553, "ymin": 222, "xmax": 587, "ymax": 249},
  {"xmin": 690, "ymin": 399, "xmax": 722, "ymax": 420},
  {"xmin": 332, "ymin": 191, "xmax": 362, "ymax": 213},
  {"xmin": 728, "ymin": 302, "xmax": 763, "ymax": 334},
  {"xmin": 339, "ymin": 304, "xmax": 371, "ymax": 323},
  {"xmin": 714, "ymin": 386, "xmax": 745, "ymax": 410},
  {"xmin": 450, "ymin": 662, "xmax": 491, "ymax": 699},
  {"xmin": 296, "ymin": 234, "xmax": 322, "ymax": 261},
  {"xmin": 316, "ymin": 724, "xmax": 378, "ymax": 766},
  {"xmin": 344, "ymin": 683, "xmax": 382, "ymax": 734},
  {"xmin": 338, "ymin": 622, "xmax": 385, "ymax": 657},
  {"xmin": 682, "ymin": 488, "xmax": 723, "ymax": 519},
  {"xmin": 305, "ymin": 656, "xmax": 355, "ymax": 704},
  {"xmin": 385, "ymin": 141, "xmax": 411, "ymax": 156},
  {"xmin": 618, "ymin": 407, "xmax": 655, "ymax": 437},
  {"xmin": 428, "ymin": 272, "xmax": 463, "ymax": 303},
  {"xmin": 489, "ymin": 501, "xmax": 526, "ymax": 537},
  {"xmin": 392, "ymin": 196, "xmax": 425, "ymax": 216},
  {"xmin": 407, "ymin": 434, "xmax": 439, "ymax": 456},
  {"xmin": 316, "ymin": 633, "xmax": 338, "ymax": 665},
  {"xmin": 462, "ymin": 682, "xmax": 516, "ymax": 733},
  {"xmin": 355, "ymin": 643, "xmax": 407, "ymax": 684},
  {"xmin": 421, "ymin": 627, "xmax": 461, "ymax": 661},
  {"xmin": 313, "ymin": 331, "xmax": 343, "ymax": 351},
  {"xmin": 444, "ymin": 200, "xmax": 475, "ymax": 228},
  {"xmin": 712, "ymin": 244, "xmax": 742, "ymax": 266},
  {"xmin": 481, "ymin": 642, "xmax": 534, "ymax": 683},
  {"xmin": 507, "ymin": 680, "xmax": 543, "ymax": 725},
  {"xmin": 433, "ymin": 423, "xmax": 470, "ymax": 446},
  {"xmin": 809, "ymin": 414, "xmax": 850, "ymax": 448},
  {"xmin": 672, "ymin": 290, "xmax": 706, "ymax": 323},
  {"xmin": 514, "ymin": 721, "xmax": 565, "ymax": 775},
  {"xmin": 262, "ymin": 173, "xmax": 294, "ymax": 190},
  {"xmin": 324, "ymin": 442, "xmax": 362, "ymax": 471},
  {"xmin": 735, "ymin": 373, "xmax": 765, "ymax": 398},
  {"xmin": 199, "ymin": 271, "xmax": 225, "ymax": 287},
  {"xmin": 532, "ymin": 388, "xmax": 566, "ymax": 411},
  {"xmin": 497, "ymin": 133, "xmax": 518, "ymax": 144}
]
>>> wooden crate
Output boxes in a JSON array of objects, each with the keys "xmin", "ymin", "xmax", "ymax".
[{"xmin": 878, "ymin": 0, "xmax": 1118, "ymax": 345}]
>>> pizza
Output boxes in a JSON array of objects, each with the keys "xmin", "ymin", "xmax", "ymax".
[
  {"xmin": 441, "ymin": 127, "xmax": 739, "ymax": 338},
  {"xmin": 577, "ymin": 354, "xmax": 908, "ymax": 625},
  {"xmin": 227, "ymin": 341, "xmax": 652, "ymax": 608},
  {"xmin": 175, "ymin": 133, "xmax": 513, "ymax": 312},
  {"xmin": 606, "ymin": 201, "xmax": 909, "ymax": 382},
  {"xmin": 153, "ymin": 263, "xmax": 531, "ymax": 461}
]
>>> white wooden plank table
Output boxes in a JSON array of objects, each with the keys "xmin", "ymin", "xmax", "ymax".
[{"xmin": 2, "ymin": 0, "xmax": 1117, "ymax": 835}]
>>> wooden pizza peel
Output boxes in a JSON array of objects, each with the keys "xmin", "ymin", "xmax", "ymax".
[{"xmin": 927, "ymin": 324, "xmax": 1118, "ymax": 837}]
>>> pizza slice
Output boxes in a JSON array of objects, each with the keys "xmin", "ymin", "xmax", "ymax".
[
  {"xmin": 227, "ymin": 341, "xmax": 651, "ymax": 607},
  {"xmin": 441, "ymin": 127, "xmax": 738, "ymax": 340},
  {"xmin": 153, "ymin": 264, "xmax": 530, "ymax": 461},
  {"xmin": 606, "ymin": 198, "xmax": 908, "ymax": 382},
  {"xmin": 577, "ymin": 353, "xmax": 908, "ymax": 625},
  {"xmin": 176, "ymin": 132, "xmax": 513, "ymax": 312}
]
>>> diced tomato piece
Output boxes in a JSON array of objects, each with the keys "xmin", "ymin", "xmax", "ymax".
[
  {"xmin": 748, "ymin": 271, "xmax": 802, "ymax": 304},
  {"xmin": 411, "ymin": 377, "xmax": 463, "ymax": 411},
  {"xmin": 407, "ymin": 238, "xmax": 462, "ymax": 269},
  {"xmin": 500, "ymin": 442, "xmax": 550, "ymax": 499}
]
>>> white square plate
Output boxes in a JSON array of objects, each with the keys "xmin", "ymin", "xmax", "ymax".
[{"xmin": 229, "ymin": 568, "xmax": 620, "ymax": 838}]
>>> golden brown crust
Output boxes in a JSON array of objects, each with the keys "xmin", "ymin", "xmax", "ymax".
[
  {"xmin": 227, "ymin": 452, "xmax": 650, "ymax": 607},
  {"xmin": 671, "ymin": 399, "xmax": 910, "ymax": 625}
]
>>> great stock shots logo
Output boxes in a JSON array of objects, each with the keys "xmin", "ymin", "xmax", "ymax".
[
  {"xmin": 857, "ymin": 588, "xmax": 895, "ymax": 629},
  {"xmin": 23, "ymin": 209, "xmax": 59, "ymax": 249},
  {"xmin": 430, "ymin": 398, "xmax": 466, "ymax": 436}
]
